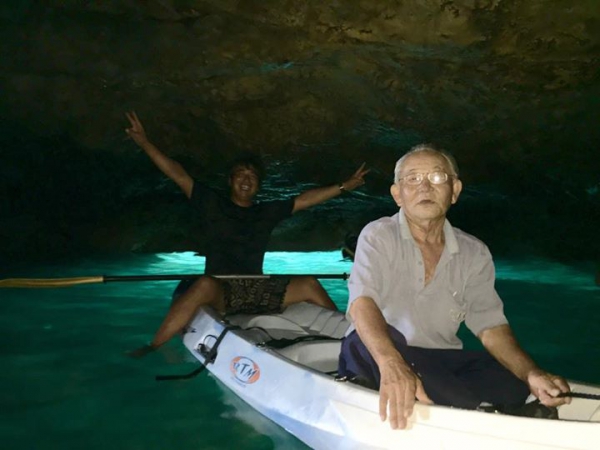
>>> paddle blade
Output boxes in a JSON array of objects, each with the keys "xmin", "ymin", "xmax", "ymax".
[{"xmin": 0, "ymin": 276, "xmax": 104, "ymax": 288}]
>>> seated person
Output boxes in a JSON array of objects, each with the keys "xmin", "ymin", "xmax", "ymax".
[
  {"xmin": 124, "ymin": 112, "xmax": 369, "ymax": 356},
  {"xmin": 338, "ymin": 144, "xmax": 571, "ymax": 429}
]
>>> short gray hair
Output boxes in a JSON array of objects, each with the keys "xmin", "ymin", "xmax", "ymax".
[{"xmin": 393, "ymin": 144, "xmax": 459, "ymax": 183}]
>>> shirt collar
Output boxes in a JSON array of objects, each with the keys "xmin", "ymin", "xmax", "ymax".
[{"xmin": 398, "ymin": 208, "xmax": 459, "ymax": 254}]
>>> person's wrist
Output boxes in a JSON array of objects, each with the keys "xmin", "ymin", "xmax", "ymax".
[
  {"xmin": 338, "ymin": 182, "xmax": 346, "ymax": 192},
  {"xmin": 524, "ymin": 367, "xmax": 544, "ymax": 383}
]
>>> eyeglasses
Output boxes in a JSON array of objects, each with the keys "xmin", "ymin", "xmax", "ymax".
[{"xmin": 397, "ymin": 171, "xmax": 454, "ymax": 186}]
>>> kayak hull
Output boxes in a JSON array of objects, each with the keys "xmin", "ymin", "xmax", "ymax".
[{"xmin": 182, "ymin": 304, "xmax": 600, "ymax": 450}]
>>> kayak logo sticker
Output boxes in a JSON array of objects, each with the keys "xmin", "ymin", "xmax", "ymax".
[{"xmin": 230, "ymin": 357, "xmax": 261, "ymax": 384}]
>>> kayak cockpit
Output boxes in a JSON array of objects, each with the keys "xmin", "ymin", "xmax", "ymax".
[{"xmin": 225, "ymin": 302, "xmax": 349, "ymax": 373}]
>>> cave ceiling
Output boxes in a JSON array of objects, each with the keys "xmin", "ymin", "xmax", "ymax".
[{"xmin": 0, "ymin": 1, "xmax": 599, "ymax": 262}]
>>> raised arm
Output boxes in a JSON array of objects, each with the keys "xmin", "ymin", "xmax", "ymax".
[
  {"xmin": 349, "ymin": 297, "xmax": 431, "ymax": 430},
  {"xmin": 479, "ymin": 324, "xmax": 571, "ymax": 407},
  {"xmin": 125, "ymin": 111, "xmax": 194, "ymax": 198},
  {"xmin": 292, "ymin": 163, "xmax": 369, "ymax": 213}
]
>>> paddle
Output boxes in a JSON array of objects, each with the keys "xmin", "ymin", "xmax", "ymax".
[
  {"xmin": 0, "ymin": 273, "xmax": 349, "ymax": 288},
  {"xmin": 559, "ymin": 392, "xmax": 600, "ymax": 400}
]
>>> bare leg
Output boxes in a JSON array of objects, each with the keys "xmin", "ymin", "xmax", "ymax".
[
  {"xmin": 127, "ymin": 276, "xmax": 225, "ymax": 357},
  {"xmin": 282, "ymin": 276, "xmax": 338, "ymax": 311}
]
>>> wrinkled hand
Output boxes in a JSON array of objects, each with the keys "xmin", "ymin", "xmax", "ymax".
[
  {"xmin": 527, "ymin": 369, "xmax": 571, "ymax": 407},
  {"xmin": 341, "ymin": 163, "xmax": 370, "ymax": 191},
  {"xmin": 125, "ymin": 111, "xmax": 150, "ymax": 147},
  {"xmin": 379, "ymin": 358, "xmax": 432, "ymax": 430}
]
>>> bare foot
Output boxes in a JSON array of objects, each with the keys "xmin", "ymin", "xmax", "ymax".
[{"xmin": 126, "ymin": 344, "xmax": 157, "ymax": 359}]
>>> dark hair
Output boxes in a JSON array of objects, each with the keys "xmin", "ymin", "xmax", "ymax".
[{"xmin": 228, "ymin": 153, "xmax": 266, "ymax": 183}]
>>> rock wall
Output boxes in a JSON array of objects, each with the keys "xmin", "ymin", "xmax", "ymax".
[{"xmin": 1, "ymin": 1, "xmax": 598, "ymax": 263}]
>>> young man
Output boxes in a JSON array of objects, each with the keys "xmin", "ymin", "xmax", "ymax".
[
  {"xmin": 124, "ymin": 112, "xmax": 369, "ymax": 357},
  {"xmin": 339, "ymin": 144, "xmax": 571, "ymax": 429}
]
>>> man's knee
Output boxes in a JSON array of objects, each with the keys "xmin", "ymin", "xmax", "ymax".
[
  {"xmin": 191, "ymin": 275, "xmax": 220, "ymax": 291},
  {"xmin": 293, "ymin": 275, "xmax": 321, "ymax": 292},
  {"xmin": 339, "ymin": 326, "xmax": 409, "ymax": 387},
  {"xmin": 183, "ymin": 276, "xmax": 224, "ymax": 306},
  {"xmin": 284, "ymin": 276, "xmax": 319, "ymax": 302}
]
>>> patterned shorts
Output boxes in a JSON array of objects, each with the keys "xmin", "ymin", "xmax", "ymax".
[
  {"xmin": 172, "ymin": 277, "xmax": 291, "ymax": 314},
  {"xmin": 223, "ymin": 277, "xmax": 290, "ymax": 314}
]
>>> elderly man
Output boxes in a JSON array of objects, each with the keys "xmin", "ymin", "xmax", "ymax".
[
  {"xmin": 124, "ymin": 112, "xmax": 369, "ymax": 357},
  {"xmin": 339, "ymin": 144, "xmax": 570, "ymax": 429}
]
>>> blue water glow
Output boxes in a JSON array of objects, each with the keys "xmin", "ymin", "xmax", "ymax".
[{"xmin": 1, "ymin": 251, "xmax": 598, "ymax": 449}]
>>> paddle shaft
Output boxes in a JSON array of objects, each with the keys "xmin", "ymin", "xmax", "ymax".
[
  {"xmin": 559, "ymin": 391, "xmax": 600, "ymax": 400},
  {"xmin": 104, "ymin": 273, "xmax": 348, "ymax": 282},
  {"xmin": 0, "ymin": 273, "xmax": 349, "ymax": 288}
]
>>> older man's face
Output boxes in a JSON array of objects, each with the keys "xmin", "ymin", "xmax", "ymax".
[{"xmin": 390, "ymin": 151, "xmax": 462, "ymax": 223}]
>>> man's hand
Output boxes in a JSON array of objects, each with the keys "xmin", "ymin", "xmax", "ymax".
[
  {"xmin": 527, "ymin": 369, "xmax": 571, "ymax": 407},
  {"xmin": 379, "ymin": 358, "xmax": 432, "ymax": 429},
  {"xmin": 123, "ymin": 111, "xmax": 193, "ymax": 197},
  {"xmin": 125, "ymin": 111, "xmax": 150, "ymax": 147},
  {"xmin": 340, "ymin": 162, "xmax": 370, "ymax": 191}
]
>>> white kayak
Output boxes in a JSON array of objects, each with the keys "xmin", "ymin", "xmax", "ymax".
[{"xmin": 181, "ymin": 302, "xmax": 600, "ymax": 450}]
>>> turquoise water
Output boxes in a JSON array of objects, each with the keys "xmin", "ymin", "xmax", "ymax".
[{"xmin": 1, "ymin": 252, "xmax": 599, "ymax": 450}]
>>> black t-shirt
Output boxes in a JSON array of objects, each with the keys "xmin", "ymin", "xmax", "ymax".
[{"xmin": 189, "ymin": 181, "xmax": 294, "ymax": 275}]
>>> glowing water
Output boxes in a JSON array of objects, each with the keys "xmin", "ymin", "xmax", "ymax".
[{"xmin": 1, "ymin": 252, "xmax": 598, "ymax": 449}]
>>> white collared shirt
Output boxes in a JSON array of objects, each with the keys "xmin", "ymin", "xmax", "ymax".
[{"xmin": 347, "ymin": 209, "xmax": 508, "ymax": 349}]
